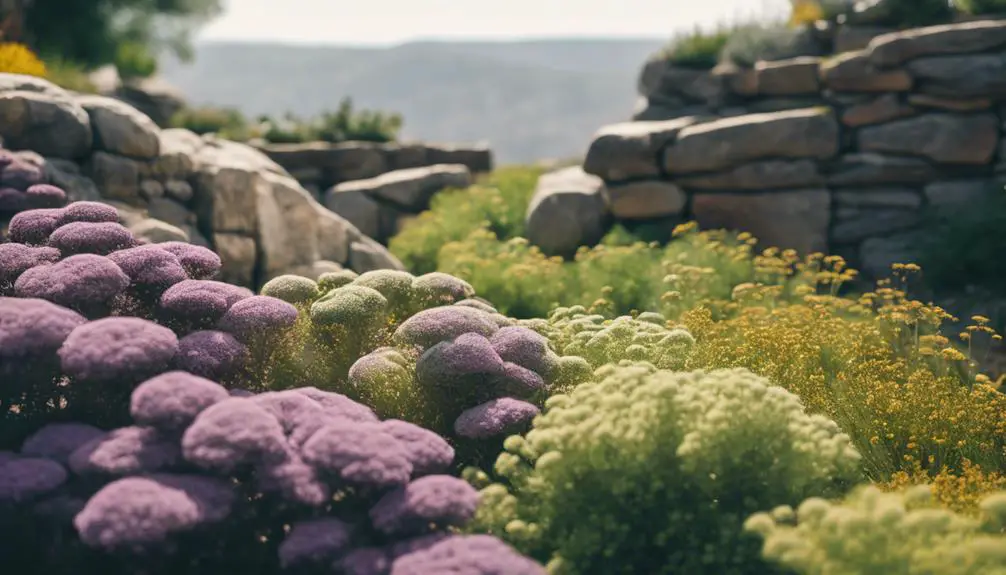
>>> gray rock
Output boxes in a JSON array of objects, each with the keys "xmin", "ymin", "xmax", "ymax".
[
  {"xmin": 906, "ymin": 53, "xmax": 1006, "ymax": 100},
  {"xmin": 833, "ymin": 187, "xmax": 922, "ymax": 208},
  {"xmin": 857, "ymin": 113, "xmax": 999, "ymax": 165},
  {"xmin": 147, "ymin": 197, "xmax": 194, "ymax": 228},
  {"xmin": 663, "ymin": 107, "xmax": 839, "ymax": 174},
  {"xmin": 0, "ymin": 91, "xmax": 92, "ymax": 159},
  {"xmin": 426, "ymin": 143, "xmax": 494, "ymax": 173},
  {"xmin": 348, "ymin": 237, "xmax": 406, "ymax": 273},
  {"xmin": 867, "ymin": 19, "xmax": 1006, "ymax": 68},
  {"xmin": 841, "ymin": 93, "xmax": 916, "ymax": 127},
  {"xmin": 314, "ymin": 203, "xmax": 352, "ymax": 265},
  {"xmin": 826, "ymin": 153, "xmax": 938, "ymax": 186},
  {"xmin": 603, "ymin": 180, "xmax": 687, "ymax": 220},
  {"xmin": 336, "ymin": 164, "xmax": 472, "ymax": 211},
  {"xmin": 86, "ymin": 151, "xmax": 140, "ymax": 203},
  {"xmin": 678, "ymin": 159, "xmax": 823, "ymax": 191},
  {"xmin": 831, "ymin": 208, "xmax": 922, "ymax": 243},
  {"xmin": 213, "ymin": 232, "xmax": 257, "ymax": 287},
  {"xmin": 139, "ymin": 179, "xmax": 164, "ymax": 200},
  {"xmin": 582, "ymin": 117, "xmax": 698, "ymax": 181},
  {"xmin": 819, "ymin": 50, "xmax": 912, "ymax": 92},
  {"xmin": 0, "ymin": 73, "xmax": 67, "ymax": 96},
  {"xmin": 692, "ymin": 189, "xmax": 830, "ymax": 255},
  {"xmin": 525, "ymin": 166, "xmax": 609, "ymax": 257},
  {"xmin": 74, "ymin": 94, "xmax": 161, "ymax": 160},
  {"xmin": 152, "ymin": 128, "xmax": 201, "ymax": 178},
  {"xmin": 130, "ymin": 218, "xmax": 189, "ymax": 243},
  {"xmin": 42, "ymin": 158, "xmax": 101, "ymax": 202},
  {"xmin": 754, "ymin": 57, "xmax": 822, "ymax": 96},
  {"xmin": 324, "ymin": 187, "xmax": 383, "ymax": 240},
  {"xmin": 164, "ymin": 179, "xmax": 194, "ymax": 203},
  {"xmin": 924, "ymin": 179, "xmax": 999, "ymax": 211},
  {"xmin": 858, "ymin": 231, "xmax": 926, "ymax": 279},
  {"xmin": 193, "ymin": 164, "xmax": 261, "ymax": 235},
  {"xmin": 256, "ymin": 172, "xmax": 325, "ymax": 280}
]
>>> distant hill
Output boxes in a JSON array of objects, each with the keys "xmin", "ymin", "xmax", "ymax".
[{"xmin": 157, "ymin": 38, "xmax": 667, "ymax": 164}]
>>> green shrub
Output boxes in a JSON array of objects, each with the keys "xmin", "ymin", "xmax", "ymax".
[
  {"xmin": 746, "ymin": 485, "xmax": 1006, "ymax": 574},
  {"xmin": 468, "ymin": 364, "xmax": 863, "ymax": 575},
  {"xmin": 256, "ymin": 98, "xmax": 403, "ymax": 145},
  {"xmin": 916, "ymin": 185, "xmax": 1006, "ymax": 294},
  {"xmin": 955, "ymin": 0, "xmax": 1006, "ymax": 14},
  {"xmin": 40, "ymin": 57, "xmax": 99, "ymax": 93},
  {"xmin": 169, "ymin": 105, "xmax": 251, "ymax": 140},
  {"xmin": 660, "ymin": 26, "xmax": 734, "ymax": 69},
  {"xmin": 719, "ymin": 23, "xmax": 821, "ymax": 67},
  {"xmin": 113, "ymin": 41, "xmax": 158, "ymax": 80}
]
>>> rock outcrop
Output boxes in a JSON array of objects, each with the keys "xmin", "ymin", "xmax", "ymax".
[
  {"xmin": 557, "ymin": 19, "xmax": 1006, "ymax": 279},
  {"xmin": 0, "ymin": 73, "xmax": 405, "ymax": 287}
]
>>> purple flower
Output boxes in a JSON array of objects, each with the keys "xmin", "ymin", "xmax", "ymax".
[
  {"xmin": 453, "ymin": 398, "xmax": 540, "ymax": 440},
  {"xmin": 58, "ymin": 317, "xmax": 179, "ymax": 384},
  {"xmin": 56, "ymin": 201, "xmax": 119, "ymax": 225},
  {"xmin": 370, "ymin": 475, "xmax": 480, "ymax": 536},
  {"xmin": 301, "ymin": 421, "xmax": 413, "ymax": 489},
  {"xmin": 415, "ymin": 333, "xmax": 505, "ymax": 391},
  {"xmin": 14, "ymin": 254, "xmax": 130, "ymax": 313},
  {"xmin": 73, "ymin": 474, "xmax": 235, "ymax": 550},
  {"xmin": 390, "ymin": 535, "xmax": 546, "ymax": 575},
  {"xmin": 292, "ymin": 386, "xmax": 379, "ymax": 423},
  {"xmin": 47, "ymin": 221, "xmax": 137, "ymax": 256},
  {"xmin": 251, "ymin": 390, "xmax": 325, "ymax": 435},
  {"xmin": 156, "ymin": 242, "xmax": 222, "ymax": 280},
  {"xmin": 340, "ymin": 547, "xmax": 391, "ymax": 575},
  {"xmin": 490, "ymin": 363, "xmax": 546, "ymax": 399},
  {"xmin": 24, "ymin": 184, "xmax": 67, "ymax": 209},
  {"xmin": 0, "ymin": 457, "xmax": 67, "ymax": 503},
  {"xmin": 159, "ymin": 279, "xmax": 253, "ymax": 327},
  {"xmin": 181, "ymin": 397, "xmax": 288, "ymax": 473},
  {"xmin": 174, "ymin": 330, "xmax": 248, "ymax": 381},
  {"xmin": 388, "ymin": 533, "xmax": 452, "ymax": 559},
  {"xmin": 107, "ymin": 244, "xmax": 189, "ymax": 294},
  {"xmin": 0, "ymin": 187, "xmax": 26, "ymax": 212},
  {"xmin": 0, "ymin": 451, "xmax": 17, "ymax": 465},
  {"xmin": 277, "ymin": 518, "xmax": 353, "ymax": 569},
  {"xmin": 0, "ymin": 297, "xmax": 86, "ymax": 378},
  {"xmin": 412, "ymin": 272, "xmax": 475, "ymax": 307},
  {"xmin": 454, "ymin": 298, "xmax": 498, "ymax": 314},
  {"xmin": 215, "ymin": 295, "xmax": 299, "ymax": 343},
  {"xmin": 255, "ymin": 451, "xmax": 330, "ymax": 506},
  {"xmin": 7, "ymin": 207, "xmax": 63, "ymax": 245},
  {"xmin": 20, "ymin": 422, "xmax": 107, "ymax": 465},
  {"xmin": 68, "ymin": 426, "xmax": 182, "ymax": 476},
  {"xmin": 130, "ymin": 371, "xmax": 230, "ymax": 433},
  {"xmin": 490, "ymin": 326, "xmax": 555, "ymax": 377},
  {"xmin": 0, "ymin": 159, "xmax": 43, "ymax": 189},
  {"xmin": 0, "ymin": 243, "xmax": 60, "ymax": 289},
  {"xmin": 394, "ymin": 306, "xmax": 500, "ymax": 350},
  {"xmin": 379, "ymin": 420, "xmax": 454, "ymax": 477}
]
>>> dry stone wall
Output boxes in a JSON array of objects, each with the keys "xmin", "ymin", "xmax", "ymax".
[
  {"xmin": 257, "ymin": 141, "xmax": 492, "ymax": 198},
  {"xmin": 541, "ymin": 19, "xmax": 1006, "ymax": 279},
  {"xmin": 0, "ymin": 73, "xmax": 408, "ymax": 288}
]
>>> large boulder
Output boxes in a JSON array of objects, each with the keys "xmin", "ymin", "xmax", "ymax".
[
  {"xmin": 74, "ymin": 94, "xmax": 161, "ymax": 160},
  {"xmin": 525, "ymin": 166, "xmax": 609, "ymax": 257},
  {"xmin": 0, "ymin": 89, "xmax": 92, "ymax": 159}
]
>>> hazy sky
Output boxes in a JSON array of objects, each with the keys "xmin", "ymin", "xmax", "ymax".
[{"xmin": 198, "ymin": 0, "xmax": 790, "ymax": 45}]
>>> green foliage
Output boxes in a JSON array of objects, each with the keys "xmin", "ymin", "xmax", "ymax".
[
  {"xmin": 523, "ymin": 308, "xmax": 695, "ymax": 371},
  {"xmin": 468, "ymin": 364, "xmax": 863, "ymax": 574},
  {"xmin": 40, "ymin": 56, "xmax": 99, "ymax": 93},
  {"xmin": 25, "ymin": 0, "xmax": 223, "ymax": 69},
  {"xmin": 746, "ymin": 485, "xmax": 1006, "ymax": 574},
  {"xmin": 719, "ymin": 23, "xmax": 820, "ymax": 68},
  {"xmin": 916, "ymin": 186, "xmax": 1006, "ymax": 293},
  {"xmin": 390, "ymin": 166, "xmax": 543, "ymax": 276},
  {"xmin": 955, "ymin": 0, "xmax": 1006, "ymax": 14},
  {"xmin": 660, "ymin": 26, "xmax": 734, "ymax": 69},
  {"xmin": 259, "ymin": 98, "xmax": 403, "ymax": 144},
  {"xmin": 112, "ymin": 40, "xmax": 158, "ymax": 80},
  {"xmin": 260, "ymin": 274, "xmax": 321, "ymax": 306},
  {"xmin": 169, "ymin": 106, "xmax": 251, "ymax": 140}
]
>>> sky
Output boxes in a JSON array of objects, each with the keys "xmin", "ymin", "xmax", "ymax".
[{"xmin": 198, "ymin": 0, "xmax": 790, "ymax": 46}]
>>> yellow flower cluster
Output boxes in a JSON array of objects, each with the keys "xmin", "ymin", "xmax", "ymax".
[{"xmin": 0, "ymin": 42, "xmax": 46, "ymax": 77}]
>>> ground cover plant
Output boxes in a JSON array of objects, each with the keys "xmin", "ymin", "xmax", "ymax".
[{"xmin": 3, "ymin": 142, "xmax": 1006, "ymax": 575}]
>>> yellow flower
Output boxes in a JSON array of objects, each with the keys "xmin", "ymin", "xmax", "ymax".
[{"xmin": 0, "ymin": 42, "xmax": 47, "ymax": 77}]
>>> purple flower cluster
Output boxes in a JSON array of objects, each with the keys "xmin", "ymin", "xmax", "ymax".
[
  {"xmin": 0, "ymin": 149, "xmax": 66, "ymax": 216},
  {"xmin": 349, "ymin": 304, "xmax": 561, "ymax": 442},
  {"xmin": 0, "ymin": 373, "xmax": 543, "ymax": 574}
]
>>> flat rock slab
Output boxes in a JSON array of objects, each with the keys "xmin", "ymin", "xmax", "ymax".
[
  {"xmin": 582, "ymin": 117, "xmax": 699, "ymax": 181},
  {"xmin": 0, "ymin": 91, "xmax": 92, "ymax": 159},
  {"xmin": 867, "ymin": 19, "xmax": 1006, "ymax": 68},
  {"xmin": 663, "ymin": 107, "xmax": 839, "ymax": 174},
  {"xmin": 857, "ymin": 113, "xmax": 999, "ymax": 165},
  {"xmin": 330, "ymin": 164, "xmax": 472, "ymax": 211},
  {"xmin": 75, "ymin": 94, "xmax": 161, "ymax": 160},
  {"xmin": 603, "ymin": 180, "xmax": 686, "ymax": 219},
  {"xmin": 692, "ymin": 189, "xmax": 830, "ymax": 255}
]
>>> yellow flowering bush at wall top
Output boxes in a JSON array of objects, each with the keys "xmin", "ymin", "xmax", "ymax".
[{"xmin": 0, "ymin": 42, "xmax": 47, "ymax": 77}]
